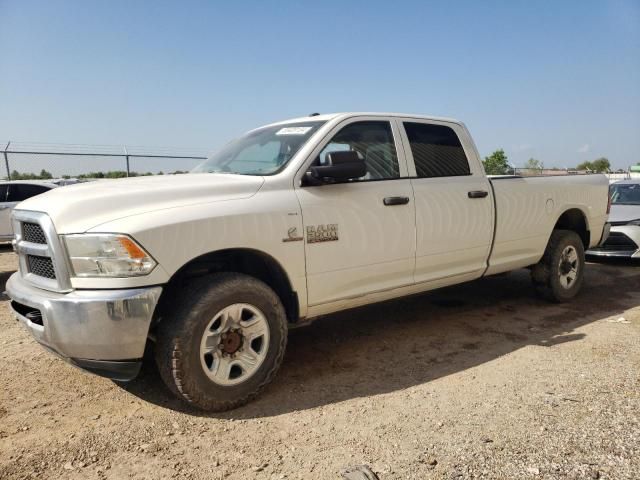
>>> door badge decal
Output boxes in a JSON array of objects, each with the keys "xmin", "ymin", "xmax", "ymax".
[
  {"xmin": 306, "ymin": 224, "xmax": 339, "ymax": 243},
  {"xmin": 282, "ymin": 227, "xmax": 304, "ymax": 243}
]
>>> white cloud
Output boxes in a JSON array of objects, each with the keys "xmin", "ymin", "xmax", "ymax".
[{"xmin": 577, "ymin": 144, "xmax": 591, "ymax": 153}]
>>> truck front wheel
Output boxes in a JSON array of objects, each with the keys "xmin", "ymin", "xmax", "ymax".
[
  {"xmin": 531, "ymin": 229, "xmax": 585, "ymax": 302},
  {"xmin": 155, "ymin": 273, "xmax": 287, "ymax": 411}
]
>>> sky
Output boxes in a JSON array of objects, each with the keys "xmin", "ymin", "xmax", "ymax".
[{"xmin": 1, "ymin": 0, "xmax": 639, "ymax": 171}]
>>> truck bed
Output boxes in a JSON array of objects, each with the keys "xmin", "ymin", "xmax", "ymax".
[{"xmin": 485, "ymin": 174, "xmax": 609, "ymax": 275}]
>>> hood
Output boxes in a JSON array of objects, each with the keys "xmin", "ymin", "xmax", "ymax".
[
  {"xmin": 16, "ymin": 173, "xmax": 264, "ymax": 233},
  {"xmin": 609, "ymin": 204, "xmax": 640, "ymax": 224}
]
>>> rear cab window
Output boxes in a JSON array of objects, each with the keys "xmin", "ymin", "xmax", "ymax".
[{"xmin": 402, "ymin": 122, "xmax": 471, "ymax": 178}]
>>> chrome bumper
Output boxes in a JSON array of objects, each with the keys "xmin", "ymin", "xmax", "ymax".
[
  {"xmin": 587, "ymin": 249, "xmax": 640, "ymax": 258},
  {"xmin": 587, "ymin": 224, "xmax": 640, "ymax": 259},
  {"xmin": 6, "ymin": 273, "xmax": 162, "ymax": 380}
]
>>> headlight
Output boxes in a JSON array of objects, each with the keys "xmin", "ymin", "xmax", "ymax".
[{"xmin": 63, "ymin": 234, "xmax": 157, "ymax": 277}]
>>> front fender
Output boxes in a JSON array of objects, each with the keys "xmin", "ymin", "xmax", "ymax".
[{"xmin": 79, "ymin": 190, "xmax": 309, "ymax": 315}]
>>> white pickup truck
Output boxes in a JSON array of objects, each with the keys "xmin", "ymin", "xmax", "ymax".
[{"xmin": 7, "ymin": 113, "xmax": 610, "ymax": 411}]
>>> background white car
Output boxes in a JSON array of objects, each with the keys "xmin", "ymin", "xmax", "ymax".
[
  {"xmin": 0, "ymin": 181, "xmax": 58, "ymax": 241},
  {"xmin": 587, "ymin": 179, "xmax": 640, "ymax": 258}
]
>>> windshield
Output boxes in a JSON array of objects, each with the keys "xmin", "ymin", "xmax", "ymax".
[
  {"xmin": 192, "ymin": 121, "xmax": 326, "ymax": 175},
  {"xmin": 610, "ymin": 183, "xmax": 640, "ymax": 205}
]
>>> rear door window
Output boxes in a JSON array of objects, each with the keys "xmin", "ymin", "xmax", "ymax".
[
  {"xmin": 7, "ymin": 184, "xmax": 51, "ymax": 202},
  {"xmin": 403, "ymin": 122, "xmax": 471, "ymax": 178}
]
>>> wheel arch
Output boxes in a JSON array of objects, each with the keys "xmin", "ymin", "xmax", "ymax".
[
  {"xmin": 153, "ymin": 248, "xmax": 300, "ymax": 327},
  {"xmin": 552, "ymin": 208, "xmax": 590, "ymax": 248}
]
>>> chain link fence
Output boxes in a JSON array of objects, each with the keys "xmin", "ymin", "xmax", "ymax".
[
  {"xmin": 1, "ymin": 141, "xmax": 208, "ymax": 181},
  {"xmin": 2, "ymin": 141, "xmax": 633, "ymax": 182}
]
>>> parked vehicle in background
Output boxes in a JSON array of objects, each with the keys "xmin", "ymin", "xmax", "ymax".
[
  {"xmin": 6, "ymin": 112, "xmax": 611, "ymax": 411},
  {"xmin": 50, "ymin": 178, "xmax": 84, "ymax": 186},
  {"xmin": 587, "ymin": 179, "xmax": 640, "ymax": 258},
  {"xmin": 0, "ymin": 181, "xmax": 58, "ymax": 241}
]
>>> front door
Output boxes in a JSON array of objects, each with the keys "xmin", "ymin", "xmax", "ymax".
[{"xmin": 295, "ymin": 119, "xmax": 416, "ymax": 306}]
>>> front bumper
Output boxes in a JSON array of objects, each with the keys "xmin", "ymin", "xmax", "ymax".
[
  {"xmin": 586, "ymin": 224, "xmax": 640, "ymax": 258},
  {"xmin": 6, "ymin": 273, "xmax": 162, "ymax": 381}
]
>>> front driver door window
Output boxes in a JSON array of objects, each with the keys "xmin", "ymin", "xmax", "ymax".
[
  {"xmin": 315, "ymin": 121, "xmax": 400, "ymax": 181},
  {"xmin": 295, "ymin": 119, "xmax": 416, "ymax": 309}
]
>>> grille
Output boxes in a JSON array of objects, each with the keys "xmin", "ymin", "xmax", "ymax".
[
  {"xmin": 22, "ymin": 222, "xmax": 47, "ymax": 244},
  {"xmin": 27, "ymin": 255, "xmax": 56, "ymax": 279},
  {"xmin": 601, "ymin": 232, "xmax": 638, "ymax": 251}
]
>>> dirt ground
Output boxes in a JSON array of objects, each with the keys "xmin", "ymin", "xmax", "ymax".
[{"xmin": 0, "ymin": 247, "xmax": 638, "ymax": 480}]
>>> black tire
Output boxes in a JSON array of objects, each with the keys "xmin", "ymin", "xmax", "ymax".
[
  {"xmin": 531, "ymin": 229, "xmax": 585, "ymax": 302},
  {"xmin": 155, "ymin": 273, "xmax": 287, "ymax": 411}
]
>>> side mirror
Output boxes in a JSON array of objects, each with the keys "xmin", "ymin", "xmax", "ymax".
[{"xmin": 307, "ymin": 151, "xmax": 366, "ymax": 183}]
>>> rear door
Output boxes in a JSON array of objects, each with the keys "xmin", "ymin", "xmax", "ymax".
[
  {"xmin": 396, "ymin": 119, "xmax": 494, "ymax": 283},
  {"xmin": 0, "ymin": 184, "xmax": 10, "ymax": 238},
  {"xmin": 295, "ymin": 118, "xmax": 416, "ymax": 306}
]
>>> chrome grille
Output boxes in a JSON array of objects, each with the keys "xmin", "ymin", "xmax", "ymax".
[
  {"xmin": 27, "ymin": 255, "xmax": 57, "ymax": 279},
  {"xmin": 12, "ymin": 210, "xmax": 71, "ymax": 292},
  {"xmin": 22, "ymin": 222, "xmax": 47, "ymax": 244}
]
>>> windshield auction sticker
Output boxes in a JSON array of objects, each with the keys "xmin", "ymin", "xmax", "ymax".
[{"xmin": 276, "ymin": 127, "xmax": 313, "ymax": 135}]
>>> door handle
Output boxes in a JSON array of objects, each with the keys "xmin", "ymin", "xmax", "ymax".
[
  {"xmin": 468, "ymin": 190, "xmax": 488, "ymax": 199},
  {"xmin": 383, "ymin": 196, "xmax": 410, "ymax": 206}
]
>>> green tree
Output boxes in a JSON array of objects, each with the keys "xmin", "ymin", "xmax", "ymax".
[
  {"xmin": 524, "ymin": 158, "xmax": 544, "ymax": 170},
  {"xmin": 576, "ymin": 158, "xmax": 610, "ymax": 173},
  {"xmin": 591, "ymin": 157, "xmax": 610, "ymax": 173},
  {"xmin": 576, "ymin": 161, "xmax": 593, "ymax": 171},
  {"xmin": 9, "ymin": 169, "xmax": 54, "ymax": 180},
  {"xmin": 482, "ymin": 149, "xmax": 510, "ymax": 175}
]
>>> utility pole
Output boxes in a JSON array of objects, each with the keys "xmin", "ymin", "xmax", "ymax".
[
  {"xmin": 124, "ymin": 145, "xmax": 130, "ymax": 177},
  {"xmin": 3, "ymin": 141, "xmax": 10, "ymax": 180}
]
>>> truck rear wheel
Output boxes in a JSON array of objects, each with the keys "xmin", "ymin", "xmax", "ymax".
[
  {"xmin": 155, "ymin": 273, "xmax": 287, "ymax": 411},
  {"xmin": 531, "ymin": 229, "xmax": 585, "ymax": 302}
]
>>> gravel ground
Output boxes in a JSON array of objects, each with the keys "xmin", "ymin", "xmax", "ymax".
[{"xmin": 0, "ymin": 246, "xmax": 638, "ymax": 480}]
